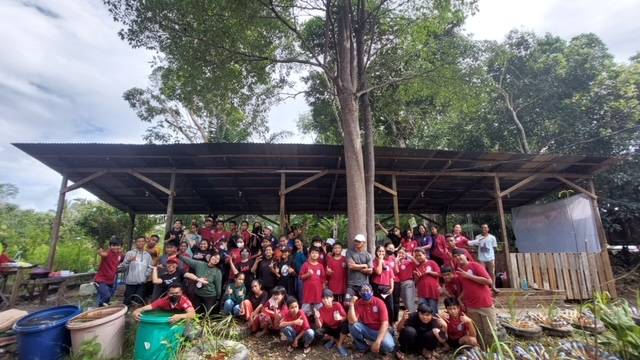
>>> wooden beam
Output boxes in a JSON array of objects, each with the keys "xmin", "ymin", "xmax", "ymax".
[
  {"xmin": 63, "ymin": 171, "xmax": 107, "ymax": 193},
  {"xmin": 374, "ymin": 181, "xmax": 397, "ymax": 196},
  {"xmin": 164, "ymin": 173, "xmax": 176, "ymax": 235},
  {"xmin": 407, "ymin": 159, "xmax": 456, "ymax": 210},
  {"xmin": 494, "ymin": 176, "xmax": 512, "ymax": 287},
  {"xmin": 126, "ymin": 212, "xmax": 136, "ymax": 250},
  {"xmin": 328, "ymin": 157, "xmax": 342, "ymax": 211},
  {"xmin": 500, "ymin": 174, "xmax": 543, "ymax": 198},
  {"xmin": 281, "ymin": 170, "xmax": 329, "ymax": 195},
  {"xmin": 47, "ymin": 175, "xmax": 68, "ymax": 270},
  {"xmin": 129, "ymin": 171, "xmax": 172, "ymax": 196},
  {"xmin": 588, "ymin": 179, "xmax": 617, "ymax": 297},
  {"xmin": 414, "ymin": 213, "xmax": 442, "ymax": 227},
  {"xmin": 555, "ymin": 176, "xmax": 597, "ymax": 199},
  {"xmin": 392, "ymin": 175, "xmax": 400, "ymax": 227},
  {"xmin": 279, "ymin": 173, "xmax": 286, "ymax": 234}
]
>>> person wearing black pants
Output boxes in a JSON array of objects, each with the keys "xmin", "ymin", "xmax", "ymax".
[
  {"xmin": 396, "ymin": 304, "xmax": 447, "ymax": 360},
  {"xmin": 372, "ymin": 245, "xmax": 395, "ymax": 325}
]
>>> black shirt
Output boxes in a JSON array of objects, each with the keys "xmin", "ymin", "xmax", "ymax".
[
  {"xmin": 406, "ymin": 313, "xmax": 442, "ymax": 336},
  {"xmin": 248, "ymin": 291, "xmax": 269, "ymax": 309},
  {"xmin": 157, "ymin": 269, "xmax": 184, "ymax": 294},
  {"xmin": 256, "ymin": 257, "xmax": 278, "ymax": 290}
]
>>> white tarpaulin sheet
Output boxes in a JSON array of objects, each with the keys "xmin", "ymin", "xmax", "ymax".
[{"xmin": 512, "ymin": 194, "xmax": 601, "ymax": 253}]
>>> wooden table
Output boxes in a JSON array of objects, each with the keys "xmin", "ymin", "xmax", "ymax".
[{"xmin": 0, "ymin": 269, "xmax": 96, "ymax": 307}]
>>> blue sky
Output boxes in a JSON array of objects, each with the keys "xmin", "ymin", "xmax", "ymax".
[{"xmin": 1, "ymin": 0, "xmax": 638, "ymax": 212}]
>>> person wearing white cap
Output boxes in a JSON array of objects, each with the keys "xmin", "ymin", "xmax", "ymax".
[{"xmin": 345, "ymin": 234, "xmax": 373, "ymax": 299}]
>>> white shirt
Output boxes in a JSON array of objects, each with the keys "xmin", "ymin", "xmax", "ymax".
[{"xmin": 469, "ymin": 234, "xmax": 497, "ymax": 262}]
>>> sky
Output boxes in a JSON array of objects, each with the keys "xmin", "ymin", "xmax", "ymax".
[{"xmin": 1, "ymin": 0, "xmax": 638, "ymax": 212}]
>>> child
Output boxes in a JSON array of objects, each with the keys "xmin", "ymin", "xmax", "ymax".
[
  {"xmin": 299, "ymin": 247, "xmax": 325, "ymax": 316},
  {"xmin": 441, "ymin": 266, "xmax": 463, "ymax": 302},
  {"xmin": 94, "ymin": 236, "xmax": 123, "ymax": 307},
  {"xmin": 413, "ymin": 248, "xmax": 440, "ymax": 315},
  {"xmin": 313, "ymin": 289, "xmax": 350, "ymax": 357},
  {"xmin": 256, "ymin": 286, "xmax": 288, "ymax": 335},
  {"xmin": 325, "ymin": 243, "xmax": 347, "ymax": 304},
  {"xmin": 442, "ymin": 297, "xmax": 477, "ymax": 350},
  {"xmin": 400, "ymin": 229, "xmax": 418, "ymax": 254},
  {"xmin": 277, "ymin": 247, "xmax": 297, "ymax": 296},
  {"xmin": 395, "ymin": 247, "xmax": 417, "ymax": 313},
  {"xmin": 222, "ymin": 273, "xmax": 246, "ymax": 316},
  {"xmin": 279, "ymin": 297, "xmax": 314, "ymax": 354}
]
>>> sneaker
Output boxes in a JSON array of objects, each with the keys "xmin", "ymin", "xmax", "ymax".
[{"xmin": 337, "ymin": 346, "xmax": 350, "ymax": 357}]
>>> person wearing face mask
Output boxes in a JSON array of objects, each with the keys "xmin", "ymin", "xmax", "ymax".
[
  {"xmin": 133, "ymin": 284, "xmax": 195, "ymax": 324},
  {"xmin": 228, "ymin": 235, "xmax": 245, "ymax": 267},
  {"xmin": 347, "ymin": 284, "xmax": 396, "ymax": 357}
]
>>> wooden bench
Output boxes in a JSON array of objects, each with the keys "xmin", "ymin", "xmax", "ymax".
[{"xmin": 32, "ymin": 272, "xmax": 96, "ymax": 305}]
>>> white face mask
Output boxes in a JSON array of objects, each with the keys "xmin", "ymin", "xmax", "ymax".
[{"xmin": 236, "ymin": 242, "xmax": 244, "ymax": 249}]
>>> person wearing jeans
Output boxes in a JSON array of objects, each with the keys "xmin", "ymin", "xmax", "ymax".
[
  {"xmin": 279, "ymin": 297, "xmax": 314, "ymax": 354},
  {"xmin": 120, "ymin": 236, "xmax": 152, "ymax": 306},
  {"xmin": 414, "ymin": 249, "xmax": 440, "ymax": 315},
  {"xmin": 222, "ymin": 273, "xmax": 246, "ymax": 316},
  {"xmin": 94, "ymin": 236, "xmax": 123, "ymax": 307},
  {"xmin": 347, "ymin": 284, "xmax": 396, "ymax": 356}
]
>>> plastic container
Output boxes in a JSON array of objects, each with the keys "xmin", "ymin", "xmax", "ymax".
[
  {"xmin": 134, "ymin": 311, "xmax": 185, "ymax": 360},
  {"xmin": 13, "ymin": 305, "xmax": 82, "ymax": 360},
  {"xmin": 66, "ymin": 304, "xmax": 128, "ymax": 359}
]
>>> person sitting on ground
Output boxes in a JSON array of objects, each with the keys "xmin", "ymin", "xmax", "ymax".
[
  {"xmin": 279, "ymin": 297, "xmax": 314, "ymax": 354},
  {"xmin": 95, "ymin": 236, "xmax": 123, "ymax": 307},
  {"xmin": 179, "ymin": 252, "xmax": 222, "ymax": 315},
  {"xmin": 413, "ymin": 248, "xmax": 441, "ymax": 315},
  {"xmin": 453, "ymin": 248, "xmax": 496, "ymax": 350},
  {"xmin": 255, "ymin": 285, "xmax": 288, "ymax": 336},
  {"xmin": 325, "ymin": 242, "xmax": 347, "ymax": 304},
  {"xmin": 441, "ymin": 297, "xmax": 477, "ymax": 351},
  {"xmin": 151, "ymin": 257, "xmax": 184, "ymax": 300},
  {"xmin": 396, "ymin": 304, "xmax": 447, "ymax": 360},
  {"xmin": 394, "ymin": 247, "xmax": 417, "ymax": 313},
  {"xmin": 133, "ymin": 283, "xmax": 195, "ymax": 324},
  {"xmin": 240, "ymin": 279, "xmax": 269, "ymax": 333},
  {"xmin": 222, "ymin": 273, "xmax": 247, "ymax": 316},
  {"xmin": 347, "ymin": 284, "xmax": 396, "ymax": 358},
  {"xmin": 468, "ymin": 224, "xmax": 499, "ymax": 293},
  {"xmin": 300, "ymin": 247, "xmax": 325, "ymax": 316},
  {"xmin": 313, "ymin": 289, "xmax": 350, "ymax": 357},
  {"xmin": 120, "ymin": 235, "xmax": 152, "ymax": 306}
]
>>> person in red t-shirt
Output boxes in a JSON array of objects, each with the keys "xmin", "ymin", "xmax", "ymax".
[
  {"xmin": 94, "ymin": 236, "xmax": 123, "ymax": 307},
  {"xmin": 394, "ymin": 248, "xmax": 417, "ymax": 313},
  {"xmin": 199, "ymin": 217, "xmax": 215, "ymax": 244},
  {"xmin": 400, "ymin": 229, "xmax": 418, "ymax": 255},
  {"xmin": 442, "ymin": 234, "xmax": 475, "ymax": 270},
  {"xmin": 211, "ymin": 218, "xmax": 232, "ymax": 251},
  {"xmin": 453, "ymin": 248, "xmax": 496, "ymax": 350},
  {"xmin": 372, "ymin": 245, "xmax": 395, "ymax": 326},
  {"xmin": 279, "ymin": 297, "xmax": 314, "ymax": 353},
  {"xmin": 453, "ymin": 224, "xmax": 470, "ymax": 249},
  {"xmin": 442, "ymin": 297, "xmax": 477, "ymax": 350},
  {"xmin": 429, "ymin": 226, "xmax": 448, "ymax": 267},
  {"xmin": 325, "ymin": 243, "xmax": 347, "ymax": 304},
  {"xmin": 413, "ymin": 248, "xmax": 440, "ymax": 315},
  {"xmin": 347, "ymin": 284, "xmax": 396, "ymax": 356},
  {"xmin": 299, "ymin": 247, "xmax": 325, "ymax": 316},
  {"xmin": 441, "ymin": 266, "xmax": 463, "ymax": 302},
  {"xmin": 313, "ymin": 289, "xmax": 350, "ymax": 357},
  {"xmin": 239, "ymin": 221, "xmax": 252, "ymax": 243},
  {"xmin": 133, "ymin": 284, "xmax": 195, "ymax": 324},
  {"xmin": 256, "ymin": 285, "xmax": 288, "ymax": 335}
]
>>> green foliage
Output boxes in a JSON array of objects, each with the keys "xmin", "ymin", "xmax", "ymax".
[
  {"xmin": 586, "ymin": 292, "xmax": 640, "ymax": 360},
  {"xmin": 67, "ymin": 337, "xmax": 102, "ymax": 360}
]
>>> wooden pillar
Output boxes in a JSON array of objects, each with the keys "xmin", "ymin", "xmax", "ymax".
[
  {"xmin": 392, "ymin": 175, "xmax": 400, "ymax": 227},
  {"xmin": 588, "ymin": 179, "xmax": 617, "ymax": 297},
  {"xmin": 126, "ymin": 212, "xmax": 136, "ymax": 250},
  {"xmin": 164, "ymin": 173, "xmax": 176, "ymax": 236},
  {"xmin": 494, "ymin": 175, "xmax": 512, "ymax": 287},
  {"xmin": 279, "ymin": 173, "xmax": 286, "ymax": 234},
  {"xmin": 441, "ymin": 207, "xmax": 449, "ymax": 232},
  {"xmin": 47, "ymin": 175, "xmax": 68, "ymax": 270}
]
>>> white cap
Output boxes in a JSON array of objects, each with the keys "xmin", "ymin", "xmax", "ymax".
[
  {"xmin": 326, "ymin": 238, "xmax": 336, "ymax": 246},
  {"xmin": 354, "ymin": 234, "xmax": 366, "ymax": 242},
  {"xmin": 265, "ymin": 225, "xmax": 273, "ymax": 231}
]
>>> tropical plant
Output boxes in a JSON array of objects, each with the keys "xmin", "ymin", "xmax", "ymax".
[{"xmin": 585, "ymin": 292, "xmax": 640, "ymax": 360}]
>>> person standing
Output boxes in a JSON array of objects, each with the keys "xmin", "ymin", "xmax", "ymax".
[
  {"xmin": 414, "ymin": 249, "xmax": 440, "ymax": 315},
  {"xmin": 151, "ymin": 258, "xmax": 184, "ymax": 300},
  {"xmin": 394, "ymin": 248, "xmax": 417, "ymax": 313},
  {"xmin": 452, "ymin": 224, "xmax": 470, "ymax": 249},
  {"xmin": 199, "ymin": 217, "xmax": 215, "ymax": 245},
  {"xmin": 468, "ymin": 224, "xmax": 499, "ymax": 293},
  {"xmin": 165, "ymin": 219, "xmax": 184, "ymax": 246},
  {"xmin": 252, "ymin": 246, "xmax": 279, "ymax": 294},
  {"xmin": 180, "ymin": 253, "xmax": 223, "ymax": 315},
  {"xmin": 453, "ymin": 249, "xmax": 496, "ymax": 350},
  {"xmin": 371, "ymin": 245, "xmax": 395, "ymax": 325},
  {"xmin": 345, "ymin": 234, "xmax": 373, "ymax": 300},
  {"xmin": 299, "ymin": 247, "xmax": 325, "ymax": 316},
  {"xmin": 94, "ymin": 236, "xmax": 123, "ymax": 307},
  {"xmin": 428, "ymin": 226, "xmax": 447, "ymax": 267},
  {"xmin": 120, "ymin": 236, "xmax": 152, "ymax": 306},
  {"xmin": 325, "ymin": 242, "xmax": 347, "ymax": 304}
]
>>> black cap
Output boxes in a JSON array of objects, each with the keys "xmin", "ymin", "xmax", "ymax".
[
  {"xmin": 322, "ymin": 288, "xmax": 334, "ymax": 298},
  {"xmin": 108, "ymin": 235, "xmax": 122, "ymax": 246}
]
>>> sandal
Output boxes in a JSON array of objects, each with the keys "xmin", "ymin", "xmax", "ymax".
[
  {"xmin": 303, "ymin": 346, "xmax": 311, "ymax": 354},
  {"xmin": 396, "ymin": 351, "xmax": 406, "ymax": 360}
]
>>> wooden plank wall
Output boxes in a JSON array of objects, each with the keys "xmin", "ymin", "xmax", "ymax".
[{"xmin": 508, "ymin": 251, "xmax": 616, "ymax": 300}]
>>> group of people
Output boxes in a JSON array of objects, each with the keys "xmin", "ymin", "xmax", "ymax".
[{"xmin": 93, "ymin": 217, "xmax": 501, "ymax": 359}]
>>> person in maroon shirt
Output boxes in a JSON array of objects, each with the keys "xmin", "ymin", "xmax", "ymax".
[
  {"xmin": 94, "ymin": 236, "xmax": 123, "ymax": 307},
  {"xmin": 371, "ymin": 245, "xmax": 395, "ymax": 326},
  {"xmin": 279, "ymin": 297, "xmax": 314, "ymax": 354},
  {"xmin": 347, "ymin": 284, "xmax": 396, "ymax": 357},
  {"xmin": 228, "ymin": 220, "xmax": 238, "ymax": 236},
  {"xmin": 199, "ymin": 217, "xmax": 215, "ymax": 244},
  {"xmin": 211, "ymin": 218, "xmax": 232, "ymax": 250},
  {"xmin": 239, "ymin": 221, "xmax": 252, "ymax": 243},
  {"xmin": 133, "ymin": 284, "xmax": 195, "ymax": 324},
  {"xmin": 400, "ymin": 229, "xmax": 418, "ymax": 254},
  {"xmin": 394, "ymin": 247, "xmax": 417, "ymax": 313},
  {"xmin": 441, "ymin": 297, "xmax": 477, "ymax": 351},
  {"xmin": 414, "ymin": 248, "xmax": 440, "ymax": 315},
  {"xmin": 326, "ymin": 243, "xmax": 347, "ymax": 304},
  {"xmin": 441, "ymin": 266, "xmax": 463, "ymax": 303},
  {"xmin": 442, "ymin": 234, "xmax": 475, "ymax": 270},
  {"xmin": 453, "ymin": 224, "xmax": 470, "ymax": 249},
  {"xmin": 313, "ymin": 289, "xmax": 350, "ymax": 357},
  {"xmin": 453, "ymin": 248, "xmax": 496, "ymax": 349},
  {"xmin": 300, "ymin": 247, "xmax": 325, "ymax": 316},
  {"xmin": 428, "ymin": 226, "xmax": 447, "ymax": 267}
]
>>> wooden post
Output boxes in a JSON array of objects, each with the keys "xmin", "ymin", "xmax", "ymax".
[
  {"xmin": 441, "ymin": 207, "xmax": 449, "ymax": 232},
  {"xmin": 47, "ymin": 175, "xmax": 68, "ymax": 271},
  {"xmin": 588, "ymin": 179, "xmax": 617, "ymax": 297},
  {"xmin": 391, "ymin": 175, "xmax": 400, "ymax": 227},
  {"xmin": 126, "ymin": 212, "xmax": 136, "ymax": 250},
  {"xmin": 494, "ymin": 176, "xmax": 512, "ymax": 287},
  {"xmin": 279, "ymin": 173, "xmax": 286, "ymax": 234},
  {"xmin": 164, "ymin": 173, "xmax": 176, "ymax": 236}
]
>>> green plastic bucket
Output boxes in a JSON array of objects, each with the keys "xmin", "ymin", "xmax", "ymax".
[{"xmin": 133, "ymin": 311, "xmax": 185, "ymax": 360}]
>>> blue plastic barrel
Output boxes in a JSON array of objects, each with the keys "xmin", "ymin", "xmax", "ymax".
[{"xmin": 14, "ymin": 305, "xmax": 82, "ymax": 360}]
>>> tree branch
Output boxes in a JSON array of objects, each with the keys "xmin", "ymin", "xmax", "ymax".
[{"xmin": 355, "ymin": 74, "xmax": 418, "ymax": 97}]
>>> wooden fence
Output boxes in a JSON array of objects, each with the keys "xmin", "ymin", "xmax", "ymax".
[{"xmin": 508, "ymin": 251, "xmax": 616, "ymax": 300}]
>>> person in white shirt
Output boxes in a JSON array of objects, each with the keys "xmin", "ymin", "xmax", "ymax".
[{"xmin": 468, "ymin": 224, "xmax": 499, "ymax": 293}]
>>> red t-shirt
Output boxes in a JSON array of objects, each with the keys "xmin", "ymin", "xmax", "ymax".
[
  {"xmin": 319, "ymin": 302, "xmax": 346, "ymax": 329},
  {"xmin": 400, "ymin": 239, "xmax": 418, "ymax": 254},
  {"xmin": 94, "ymin": 250, "xmax": 122, "ymax": 285},
  {"xmin": 455, "ymin": 235, "xmax": 470, "ymax": 249},
  {"xmin": 326, "ymin": 255, "xmax": 347, "ymax": 295},
  {"xmin": 283, "ymin": 310, "xmax": 310, "ymax": 333},
  {"xmin": 372, "ymin": 258, "xmax": 394, "ymax": 286},
  {"xmin": 300, "ymin": 261, "xmax": 325, "ymax": 304},
  {"xmin": 443, "ymin": 247, "xmax": 474, "ymax": 270},
  {"xmin": 444, "ymin": 275, "xmax": 463, "ymax": 298},
  {"xmin": 229, "ymin": 248, "xmax": 242, "ymax": 264},
  {"xmin": 395, "ymin": 258, "xmax": 415, "ymax": 282},
  {"xmin": 431, "ymin": 235, "xmax": 448, "ymax": 259},
  {"xmin": 447, "ymin": 314, "xmax": 469, "ymax": 340},
  {"xmin": 241, "ymin": 230, "xmax": 251, "ymax": 243},
  {"xmin": 458, "ymin": 262, "xmax": 493, "ymax": 309},
  {"xmin": 415, "ymin": 260, "xmax": 440, "ymax": 299},
  {"xmin": 199, "ymin": 227, "xmax": 215, "ymax": 242},
  {"xmin": 354, "ymin": 297, "xmax": 388, "ymax": 330},
  {"xmin": 211, "ymin": 230, "xmax": 232, "ymax": 247},
  {"xmin": 150, "ymin": 295, "xmax": 194, "ymax": 312}
]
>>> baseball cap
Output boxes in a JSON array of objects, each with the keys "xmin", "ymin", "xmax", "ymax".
[
  {"xmin": 326, "ymin": 238, "xmax": 336, "ymax": 246},
  {"xmin": 167, "ymin": 258, "xmax": 179, "ymax": 265},
  {"xmin": 322, "ymin": 288, "xmax": 334, "ymax": 298},
  {"xmin": 354, "ymin": 234, "xmax": 366, "ymax": 242},
  {"xmin": 108, "ymin": 236, "xmax": 122, "ymax": 246},
  {"xmin": 265, "ymin": 225, "xmax": 273, "ymax": 231}
]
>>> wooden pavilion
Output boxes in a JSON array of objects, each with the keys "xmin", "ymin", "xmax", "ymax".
[{"xmin": 14, "ymin": 142, "xmax": 618, "ymax": 300}]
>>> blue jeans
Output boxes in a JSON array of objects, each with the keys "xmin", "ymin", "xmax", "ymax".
[
  {"xmin": 222, "ymin": 299, "xmax": 241, "ymax": 316},
  {"xmin": 96, "ymin": 282, "xmax": 116, "ymax": 307},
  {"xmin": 349, "ymin": 322, "xmax": 396, "ymax": 354},
  {"xmin": 281, "ymin": 326, "xmax": 314, "ymax": 348}
]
